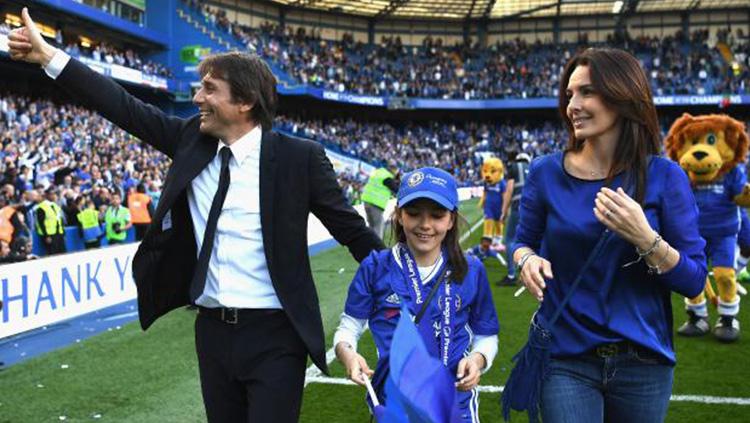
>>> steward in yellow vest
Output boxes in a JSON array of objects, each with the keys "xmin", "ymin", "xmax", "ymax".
[
  {"xmin": 76, "ymin": 198, "xmax": 103, "ymax": 249},
  {"xmin": 361, "ymin": 166, "xmax": 400, "ymax": 240},
  {"xmin": 35, "ymin": 189, "xmax": 66, "ymax": 255}
]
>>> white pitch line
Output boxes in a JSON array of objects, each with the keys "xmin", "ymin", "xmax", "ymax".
[
  {"xmin": 304, "ymin": 216, "xmax": 485, "ymax": 386},
  {"xmin": 304, "ymin": 347, "xmax": 338, "ymax": 386},
  {"xmin": 461, "ymin": 216, "xmax": 485, "ymax": 243},
  {"xmin": 669, "ymin": 395, "xmax": 750, "ymax": 405},
  {"xmin": 304, "ymin": 376, "xmax": 750, "ymax": 405}
]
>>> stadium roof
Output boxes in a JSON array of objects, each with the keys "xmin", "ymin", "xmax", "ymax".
[{"xmin": 270, "ymin": 0, "xmax": 749, "ymax": 20}]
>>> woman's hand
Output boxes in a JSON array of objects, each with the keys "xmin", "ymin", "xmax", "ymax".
[
  {"xmin": 455, "ymin": 353, "xmax": 485, "ymax": 391},
  {"xmin": 594, "ymin": 187, "xmax": 656, "ymax": 250},
  {"xmin": 519, "ymin": 254, "xmax": 553, "ymax": 302},
  {"xmin": 335, "ymin": 342, "xmax": 373, "ymax": 386}
]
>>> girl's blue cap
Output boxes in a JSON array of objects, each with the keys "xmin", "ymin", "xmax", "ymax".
[{"xmin": 397, "ymin": 167, "xmax": 458, "ymax": 211}]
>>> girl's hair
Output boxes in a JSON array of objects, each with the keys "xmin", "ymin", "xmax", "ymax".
[
  {"xmin": 390, "ymin": 207, "xmax": 469, "ymax": 283},
  {"xmin": 558, "ymin": 47, "xmax": 660, "ymax": 204}
]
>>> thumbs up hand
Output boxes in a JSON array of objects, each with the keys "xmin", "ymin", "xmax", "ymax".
[{"xmin": 7, "ymin": 7, "xmax": 57, "ymax": 66}]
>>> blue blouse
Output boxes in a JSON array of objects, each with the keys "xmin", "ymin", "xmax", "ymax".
[{"xmin": 512, "ymin": 152, "xmax": 707, "ymax": 364}]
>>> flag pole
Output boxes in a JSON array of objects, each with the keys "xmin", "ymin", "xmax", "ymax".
[{"xmin": 363, "ymin": 374, "xmax": 380, "ymax": 407}]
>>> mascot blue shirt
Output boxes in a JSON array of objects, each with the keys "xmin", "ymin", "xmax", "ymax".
[
  {"xmin": 483, "ymin": 180, "xmax": 506, "ymax": 220},
  {"xmin": 692, "ymin": 165, "xmax": 746, "ymax": 237}
]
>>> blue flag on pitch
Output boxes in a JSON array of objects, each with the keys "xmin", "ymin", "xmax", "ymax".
[{"xmin": 374, "ymin": 305, "xmax": 460, "ymax": 423}]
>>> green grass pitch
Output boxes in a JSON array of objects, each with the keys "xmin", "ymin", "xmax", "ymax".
[{"xmin": 0, "ymin": 198, "xmax": 747, "ymax": 422}]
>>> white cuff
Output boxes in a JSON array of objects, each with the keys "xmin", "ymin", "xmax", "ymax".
[
  {"xmin": 44, "ymin": 49, "xmax": 70, "ymax": 80},
  {"xmin": 470, "ymin": 334, "xmax": 498, "ymax": 374},
  {"xmin": 332, "ymin": 312, "xmax": 367, "ymax": 353}
]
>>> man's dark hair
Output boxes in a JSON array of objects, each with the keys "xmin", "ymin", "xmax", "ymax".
[{"xmin": 198, "ymin": 52, "xmax": 278, "ymax": 130}]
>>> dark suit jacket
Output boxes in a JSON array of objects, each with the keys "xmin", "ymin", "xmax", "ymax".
[{"xmin": 55, "ymin": 58, "xmax": 385, "ymax": 373}]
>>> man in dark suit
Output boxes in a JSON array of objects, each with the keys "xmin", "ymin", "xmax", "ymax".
[{"xmin": 9, "ymin": 8, "xmax": 385, "ymax": 422}]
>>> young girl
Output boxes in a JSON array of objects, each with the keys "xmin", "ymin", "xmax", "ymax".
[{"xmin": 334, "ymin": 167, "xmax": 499, "ymax": 422}]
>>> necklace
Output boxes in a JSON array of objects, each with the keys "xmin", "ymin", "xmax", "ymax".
[{"xmin": 589, "ymin": 167, "xmax": 608, "ymax": 178}]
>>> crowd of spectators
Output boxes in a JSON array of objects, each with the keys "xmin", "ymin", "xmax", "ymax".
[
  {"xmin": 260, "ymin": 27, "xmax": 750, "ymax": 99},
  {"xmin": 630, "ymin": 29, "xmax": 750, "ymax": 96},
  {"xmin": 0, "ymin": 93, "xmax": 168, "ymax": 259},
  {"xmin": 276, "ymin": 116, "xmax": 567, "ymax": 185},
  {"xmin": 62, "ymin": 42, "xmax": 173, "ymax": 78},
  {"xmin": 184, "ymin": 0, "xmax": 750, "ymax": 100}
]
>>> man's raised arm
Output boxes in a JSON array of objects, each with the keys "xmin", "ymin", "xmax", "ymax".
[{"xmin": 8, "ymin": 7, "xmax": 185, "ymax": 157}]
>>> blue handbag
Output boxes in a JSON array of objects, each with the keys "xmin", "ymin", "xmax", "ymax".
[{"xmin": 500, "ymin": 228, "xmax": 612, "ymax": 423}]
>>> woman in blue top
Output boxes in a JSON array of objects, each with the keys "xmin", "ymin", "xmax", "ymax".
[
  {"xmin": 334, "ymin": 167, "xmax": 500, "ymax": 422},
  {"xmin": 512, "ymin": 48, "xmax": 707, "ymax": 422}
]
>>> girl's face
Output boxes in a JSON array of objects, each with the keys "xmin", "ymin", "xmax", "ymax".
[
  {"xmin": 398, "ymin": 198, "xmax": 455, "ymax": 264},
  {"xmin": 565, "ymin": 65, "xmax": 621, "ymax": 144}
]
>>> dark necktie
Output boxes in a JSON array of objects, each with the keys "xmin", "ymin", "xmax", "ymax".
[{"xmin": 189, "ymin": 146, "xmax": 233, "ymax": 302}]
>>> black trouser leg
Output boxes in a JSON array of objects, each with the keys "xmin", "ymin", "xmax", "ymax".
[{"xmin": 195, "ymin": 310, "xmax": 307, "ymax": 423}]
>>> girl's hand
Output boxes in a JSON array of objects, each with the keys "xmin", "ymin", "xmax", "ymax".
[
  {"xmin": 336, "ymin": 342, "xmax": 373, "ymax": 386},
  {"xmin": 519, "ymin": 254, "xmax": 553, "ymax": 302},
  {"xmin": 455, "ymin": 353, "xmax": 485, "ymax": 391},
  {"xmin": 594, "ymin": 187, "xmax": 656, "ymax": 250}
]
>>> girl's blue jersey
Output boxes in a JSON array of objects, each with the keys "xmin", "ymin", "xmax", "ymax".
[{"xmin": 344, "ymin": 248, "xmax": 499, "ymax": 375}]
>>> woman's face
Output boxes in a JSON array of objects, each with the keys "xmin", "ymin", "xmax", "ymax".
[
  {"xmin": 566, "ymin": 65, "xmax": 621, "ymax": 144},
  {"xmin": 397, "ymin": 198, "xmax": 454, "ymax": 264}
]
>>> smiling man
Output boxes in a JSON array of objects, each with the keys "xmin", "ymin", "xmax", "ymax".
[{"xmin": 8, "ymin": 7, "xmax": 384, "ymax": 422}]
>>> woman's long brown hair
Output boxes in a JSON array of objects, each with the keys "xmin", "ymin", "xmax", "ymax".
[{"xmin": 558, "ymin": 48, "xmax": 660, "ymax": 204}]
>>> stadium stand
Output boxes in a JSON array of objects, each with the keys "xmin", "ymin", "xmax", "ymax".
[{"xmin": 185, "ymin": 0, "xmax": 750, "ymax": 100}]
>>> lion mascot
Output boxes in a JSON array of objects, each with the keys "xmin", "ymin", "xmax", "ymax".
[
  {"xmin": 665, "ymin": 113, "xmax": 750, "ymax": 342},
  {"xmin": 479, "ymin": 157, "xmax": 506, "ymax": 250}
]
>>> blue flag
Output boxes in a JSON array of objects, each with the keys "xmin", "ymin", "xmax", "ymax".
[{"xmin": 375, "ymin": 305, "xmax": 460, "ymax": 422}]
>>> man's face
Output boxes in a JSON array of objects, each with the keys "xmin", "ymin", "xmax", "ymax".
[
  {"xmin": 193, "ymin": 72, "xmax": 252, "ymax": 141},
  {"xmin": 111, "ymin": 194, "xmax": 121, "ymax": 207}
]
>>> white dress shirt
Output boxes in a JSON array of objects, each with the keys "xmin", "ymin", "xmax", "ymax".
[{"xmin": 190, "ymin": 126, "xmax": 281, "ymax": 309}]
